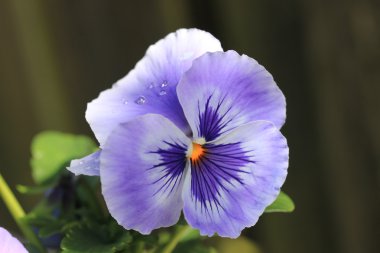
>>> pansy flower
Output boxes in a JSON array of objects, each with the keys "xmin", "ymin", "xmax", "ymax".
[
  {"xmin": 69, "ymin": 29, "xmax": 288, "ymax": 238},
  {"xmin": 0, "ymin": 227, "xmax": 28, "ymax": 253}
]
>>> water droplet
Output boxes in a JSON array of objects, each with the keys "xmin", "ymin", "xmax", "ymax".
[
  {"xmin": 160, "ymin": 81, "xmax": 168, "ymax": 88},
  {"xmin": 79, "ymin": 161, "xmax": 84, "ymax": 165},
  {"xmin": 135, "ymin": 96, "xmax": 146, "ymax": 105},
  {"xmin": 159, "ymin": 90, "xmax": 167, "ymax": 96},
  {"xmin": 122, "ymin": 99, "xmax": 128, "ymax": 105},
  {"xmin": 148, "ymin": 83, "xmax": 154, "ymax": 89}
]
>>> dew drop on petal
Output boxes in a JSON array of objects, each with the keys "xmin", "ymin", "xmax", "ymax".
[
  {"xmin": 135, "ymin": 96, "xmax": 146, "ymax": 105},
  {"xmin": 159, "ymin": 90, "xmax": 167, "ymax": 96},
  {"xmin": 122, "ymin": 99, "xmax": 128, "ymax": 105},
  {"xmin": 160, "ymin": 81, "xmax": 168, "ymax": 88},
  {"xmin": 148, "ymin": 83, "xmax": 154, "ymax": 89}
]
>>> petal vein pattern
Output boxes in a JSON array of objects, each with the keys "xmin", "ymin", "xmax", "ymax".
[
  {"xmin": 190, "ymin": 142, "xmax": 252, "ymax": 215},
  {"xmin": 149, "ymin": 141, "xmax": 187, "ymax": 196},
  {"xmin": 197, "ymin": 94, "xmax": 239, "ymax": 142}
]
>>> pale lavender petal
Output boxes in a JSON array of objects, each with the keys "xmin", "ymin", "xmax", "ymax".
[
  {"xmin": 182, "ymin": 121, "xmax": 288, "ymax": 238},
  {"xmin": 177, "ymin": 50, "xmax": 286, "ymax": 142},
  {"xmin": 0, "ymin": 227, "xmax": 27, "ymax": 253},
  {"xmin": 100, "ymin": 114, "xmax": 191, "ymax": 234},
  {"xmin": 87, "ymin": 29, "xmax": 223, "ymax": 145},
  {"xmin": 67, "ymin": 150, "xmax": 100, "ymax": 176}
]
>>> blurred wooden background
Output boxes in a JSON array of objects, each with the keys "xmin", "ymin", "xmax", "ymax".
[{"xmin": 0, "ymin": 1, "xmax": 379, "ymax": 252}]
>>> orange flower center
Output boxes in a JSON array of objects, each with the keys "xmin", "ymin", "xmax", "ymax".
[{"xmin": 190, "ymin": 143, "xmax": 205, "ymax": 161}]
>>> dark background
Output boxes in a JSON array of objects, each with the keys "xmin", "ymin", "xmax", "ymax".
[{"xmin": 1, "ymin": 1, "xmax": 379, "ymax": 253}]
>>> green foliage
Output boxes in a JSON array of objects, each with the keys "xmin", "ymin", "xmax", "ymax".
[
  {"xmin": 21, "ymin": 197, "xmax": 68, "ymax": 238},
  {"xmin": 24, "ymin": 243, "xmax": 41, "ymax": 253},
  {"xmin": 178, "ymin": 227, "xmax": 201, "ymax": 242},
  {"xmin": 61, "ymin": 220, "xmax": 132, "ymax": 253},
  {"xmin": 172, "ymin": 228, "xmax": 215, "ymax": 253},
  {"xmin": 30, "ymin": 131, "xmax": 97, "ymax": 185},
  {"xmin": 16, "ymin": 184, "xmax": 51, "ymax": 194},
  {"xmin": 265, "ymin": 191, "xmax": 295, "ymax": 213}
]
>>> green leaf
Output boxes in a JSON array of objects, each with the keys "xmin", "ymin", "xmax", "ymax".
[
  {"xmin": 61, "ymin": 220, "xmax": 132, "ymax": 253},
  {"xmin": 21, "ymin": 199, "xmax": 66, "ymax": 237},
  {"xmin": 39, "ymin": 219, "xmax": 67, "ymax": 238},
  {"xmin": 178, "ymin": 227, "xmax": 200, "ymax": 243},
  {"xmin": 22, "ymin": 199, "xmax": 59, "ymax": 222},
  {"xmin": 169, "ymin": 225, "xmax": 211, "ymax": 253},
  {"xmin": 23, "ymin": 243, "xmax": 41, "ymax": 253},
  {"xmin": 31, "ymin": 131, "xmax": 97, "ymax": 185},
  {"xmin": 265, "ymin": 191, "xmax": 295, "ymax": 213},
  {"xmin": 16, "ymin": 184, "xmax": 51, "ymax": 194},
  {"xmin": 22, "ymin": 213, "xmax": 67, "ymax": 238}
]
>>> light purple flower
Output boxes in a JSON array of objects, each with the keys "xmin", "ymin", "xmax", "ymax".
[
  {"xmin": 0, "ymin": 227, "xmax": 28, "ymax": 253},
  {"xmin": 68, "ymin": 29, "xmax": 288, "ymax": 238}
]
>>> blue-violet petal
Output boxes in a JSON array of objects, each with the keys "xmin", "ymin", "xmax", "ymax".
[
  {"xmin": 0, "ymin": 227, "xmax": 27, "ymax": 253},
  {"xmin": 177, "ymin": 50, "xmax": 286, "ymax": 142},
  {"xmin": 67, "ymin": 150, "xmax": 101, "ymax": 176},
  {"xmin": 86, "ymin": 28, "xmax": 222, "ymax": 145},
  {"xmin": 182, "ymin": 121, "xmax": 288, "ymax": 238},
  {"xmin": 100, "ymin": 114, "xmax": 191, "ymax": 234}
]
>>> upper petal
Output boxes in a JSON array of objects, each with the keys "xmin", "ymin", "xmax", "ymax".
[
  {"xmin": 182, "ymin": 121, "xmax": 288, "ymax": 238},
  {"xmin": 100, "ymin": 114, "xmax": 191, "ymax": 234},
  {"xmin": 86, "ymin": 28, "xmax": 223, "ymax": 145},
  {"xmin": 0, "ymin": 227, "xmax": 28, "ymax": 253},
  {"xmin": 177, "ymin": 50, "xmax": 286, "ymax": 142}
]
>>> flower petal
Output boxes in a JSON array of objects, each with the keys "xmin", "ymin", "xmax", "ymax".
[
  {"xmin": 67, "ymin": 150, "xmax": 101, "ymax": 176},
  {"xmin": 100, "ymin": 114, "xmax": 191, "ymax": 234},
  {"xmin": 182, "ymin": 121, "xmax": 288, "ymax": 238},
  {"xmin": 0, "ymin": 227, "xmax": 27, "ymax": 253},
  {"xmin": 177, "ymin": 50, "xmax": 286, "ymax": 142},
  {"xmin": 87, "ymin": 28, "xmax": 223, "ymax": 145}
]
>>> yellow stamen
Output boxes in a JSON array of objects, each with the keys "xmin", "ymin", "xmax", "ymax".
[{"xmin": 190, "ymin": 143, "xmax": 205, "ymax": 161}]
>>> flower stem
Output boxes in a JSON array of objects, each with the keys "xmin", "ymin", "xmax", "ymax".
[
  {"xmin": 162, "ymin": 225, "xmax": 193, "ymax": 253},
  {"xmin": 0, "ymin": 173, "xmax": 45, "ymax": 252}
]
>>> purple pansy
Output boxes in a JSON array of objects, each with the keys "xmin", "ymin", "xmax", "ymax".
[
  {"xmin": 0, "ymin": 227, "xmax": 28, "ymax": 253},
  {"xmin": 68, "ymin": 29, "xmax": 288, "ymax": 238}
]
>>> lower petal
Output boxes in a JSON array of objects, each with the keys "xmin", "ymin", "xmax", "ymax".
[
  {"xmin": 100, "ymin": 114, "xmax": 191, "ymax": 234},
  {"xmin": 182, "ymin": 121, "xmax": 288, "ymax": 238}
]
